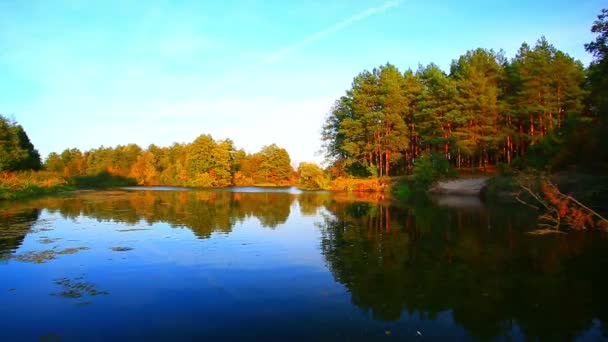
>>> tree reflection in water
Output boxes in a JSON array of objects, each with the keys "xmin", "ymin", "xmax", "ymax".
[
  {"xmin": 318, "ymin": 199, "xmax": 608, "ymax": 340},
  {"xmin": 1, "ymin": 190, "xmax": 608, "ymax": 340}
]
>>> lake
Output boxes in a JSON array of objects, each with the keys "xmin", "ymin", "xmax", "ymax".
[{"xmin": 1, "ymin": 188, "xmax": 607, "ymax": 341}]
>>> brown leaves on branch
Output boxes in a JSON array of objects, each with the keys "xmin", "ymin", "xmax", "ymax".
[{"xmin": 515, "ymin": 175, "xmax": 608, "ymax": 232}]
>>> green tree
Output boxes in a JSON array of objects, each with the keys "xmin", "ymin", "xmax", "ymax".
[
  {"xmin": 186, "ymin": 134, "xmax": 216, "ymax": 186},
  {"xmin": 256, "ymin": 144, "xmax": 294, "ymax": 185},
  {"xmin": 415, "ymin": 63, "xmax": 457, "ymax": 157},
  {"xmin": 297, "ymin": 162, "xmax": 328, "ymax": 190},
  {"xmin": 44, "ymin": 152, "xmax": 64, "ymax": 172},
  {"xmin": 508, "ymin": 38, "xmax": 586, "ymax": 168},
  {"xmin": 0, "ymin": 116, "xmax": 41, "ymax": 171},
  {"xmin": 584, "ymin": 8, "xmax": 608, "ymax": 165},
  {"xmin": 12, "ymin": 125, "xmax": 42, "ymax": 170},
  {"xmin": 0, "ymin": 116, "xmax": 25, "ymax": 171},
  {"xmin": 59, "ymin": 148, "xmax": 86, "ymax": 177},
  {"xmin": 210, "ymin": 139, "xmax": 234, "ymax": 186},
  {"xmin": 401, "ymin": 69, "xmax": 424, "ymax": 170},
  {"xmin": 377, "ymin": 63, "xmax": 410, "ymax": 176},
  {"xmin": 450, "ymin": 49, "xmax": 506, "ymax": 168}
]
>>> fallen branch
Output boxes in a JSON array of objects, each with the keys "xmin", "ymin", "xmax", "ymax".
[{"xmin": 515, "ymin": 175, "xmax": 608, "ymax": 232}]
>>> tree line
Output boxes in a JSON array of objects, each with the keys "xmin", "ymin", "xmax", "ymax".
[
  {"xmin": 44, "ymin": 136, "xmax": 295, "ymax": 187},
  {"xmin": 322, "ymin": 10, "xmax": 608, "ymax": 177},
  {"xmin": 3, "ymin": 9, "xmax": 607, "ymax": 186},
  {"xmin": 318, "ymin": 199, "xmax": 605, "ymax": 339},
  {"xmin": 0, "ymin": 116, "xmax": 302, "ymax": 188}
]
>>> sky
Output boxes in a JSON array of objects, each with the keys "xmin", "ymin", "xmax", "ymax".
[{"xmin": 0, "ymin": 0, "xmax": 604, "ymax": 166}]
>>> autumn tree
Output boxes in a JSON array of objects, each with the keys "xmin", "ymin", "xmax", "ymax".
[
  {"xmin": 297, "ymin": 162, "xmax": 328, "ymax": 190},
  {"xmin": 256, "ymin": 144, "xmax": 294, "ymax": 185},
  {"xmin": 130, "ymin": 151, "xmax": 158, "ymax": 185}
]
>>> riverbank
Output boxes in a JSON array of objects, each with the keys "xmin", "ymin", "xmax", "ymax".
[
  {"xmin": 0, "ymin": 171, "xmax": 72, "ymax": 200},
  {"xmin": 0, "ymin": 171, "xmax": 136, "ymax": 201},
  {"xmin": 483, "ymin": 170, "xmax": 608, "ymax": 216},
  {"xmin": 428, "ymin": 177, "xmax": 490, "ymax": 196}
]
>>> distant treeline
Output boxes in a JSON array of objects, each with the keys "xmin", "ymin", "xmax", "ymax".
[
  {"xmin": 45, "ymin": 136, "xmax": 294, "ymax": 187},
  {"xmin": 2, "ymin": 9, "xmax": 608, "ymax": 187},
  {"xmin": 0, "ymin": 114, "xmax": 324, "ymax": 189},
  {"xmin": 0, "ymin": 114, "xmax": 296, "ymax": 187},
  {"xmin": 323, "ymin": 11, "xmax": 608, "ymax": 176}
]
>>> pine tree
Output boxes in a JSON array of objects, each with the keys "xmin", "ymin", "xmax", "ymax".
[{"xmin": 450, "ymin": 49, "xmax": 505, "ymax": 168}]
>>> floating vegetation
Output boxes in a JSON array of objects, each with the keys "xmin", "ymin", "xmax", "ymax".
[
  {"xmin": 38, "ymin": 237, "xmax": 60, "ymax": 244},
  {"xmin": 110, "ymin": 246, "xmax": 133, "ymax": 252},
  {"xmin": 12, "ymin": 247, "xmax": 90, "ymax": 264},
  {"xmin": 58, "ymin": 247, "xmax": 90, "ymax": 255},
  {"xmin": 116, "ymin": 228, "xmax": 151, "ymax": 232},
  {"xmin": 14, "ymin": 250, "xmax": 58, "ymax": 263},
  {"xmin": 52, "ymin": 277, "xmax": 109, "ymax": 299}
]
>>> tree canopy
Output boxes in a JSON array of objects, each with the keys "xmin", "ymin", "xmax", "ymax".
[
  {"xmin": 0, "ymin": 115, "xmax": 41, "ymax": 171},
  {"xmin": 322, "ymin": 34, "xmax": 595, "ymax": 176},
  {"xmin": 44, "ymin": 136, "xmax": 295, "ymax": 187}
]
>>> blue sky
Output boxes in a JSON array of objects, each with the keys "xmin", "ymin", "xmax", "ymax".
[{"xmin": 0, "ymin": 0, "xmax": 603, "ymax": 165}]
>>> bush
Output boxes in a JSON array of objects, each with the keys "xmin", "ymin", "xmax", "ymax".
[
  {"xmin": 71, "ymin": 171, "xmax": 137, "ymax": 189},
  {"xmin": 496, "ymin": 162, "xmax": 514, "ymax": 176},
  {"xmin": 0, "ymin": 171, "xmax": 70, "ymax": 200},
  {"xmin": 328, "ymin": 177, "xmax": 391, "ymax": 192},
  {"xmin": 297, "ymin": 162, "xmax": 330, "ymax": 190},
  {"xmin": 344, "ymin": 162, "xmax": 373, "ymax": 178},
  {"xmin": 412, "ymin": 152, "xmax": 456, "ymax": 189},
  {"xmin": 392, "ymin": 182, "xmax": 412, "ymax": 200}
]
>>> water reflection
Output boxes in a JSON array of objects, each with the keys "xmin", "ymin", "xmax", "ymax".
[
  {"xmin": 0, "ymin": 190, "xmax": 607, "ymax": 340},
  {"xmin": 318, "ymin": 200, "xmax": 608, "ymax": 340},
  {"xmin": 0, "ymin": 208, "xmax": 40, "ymax": 257},
  {"xmin": 27, "ymin": 190, "xmax": 295, "ymax": 238}
]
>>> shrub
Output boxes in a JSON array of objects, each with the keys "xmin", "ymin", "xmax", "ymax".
[
  {"xmin": 412, "ymin": 152, "xmax": 456, "ymax": 189},
  {"xmin": 71, "ymin": 171, "xmax": 137, "ymax": 189},
  {"xmin": 297, "ymin": 162, "xmax": 329, "ymax": 190},
  {"xmin": 392, "ymin": 182, "xmax": 412, "ymax": 200},
  {"xmin": 0, "ymin": 171, "xmax": 70, "ymax": 200}
]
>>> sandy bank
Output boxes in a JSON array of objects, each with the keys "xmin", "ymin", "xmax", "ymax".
[{"xmin": 428, "ymin": 177, "xmax": 489, "ymax": 196}]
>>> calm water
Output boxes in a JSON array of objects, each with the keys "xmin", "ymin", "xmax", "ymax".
[{"xmin": 1, "ymin": 188, "xmax": 608, "ymax": 341}]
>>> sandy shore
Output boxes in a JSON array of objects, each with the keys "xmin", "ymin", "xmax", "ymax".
[{"xmin": 428, "ymin": 177, "xmax": 489, "ymax": 196}]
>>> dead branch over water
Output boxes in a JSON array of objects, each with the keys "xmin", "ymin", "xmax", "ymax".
[{"xmin": 515, "ymin": 175, "xmax": 608, "ymax": 232}]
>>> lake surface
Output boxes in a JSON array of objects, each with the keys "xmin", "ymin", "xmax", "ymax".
[{"xmin": 1, "ymin": 188, "xmax": 608, "ymax": 341}]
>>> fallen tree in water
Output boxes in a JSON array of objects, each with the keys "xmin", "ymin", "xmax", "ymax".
[{"xmin": 515, "ymin": 175, "xmax": 608, "ymax": 232}]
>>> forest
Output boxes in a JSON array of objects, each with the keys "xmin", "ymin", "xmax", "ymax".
[
  {"xmin": 44, "ymin": 137, "xmax": 295, "ymax": 187},
  {"xmin": 0, "ymin": 116, "xmax": 297, "ymax": 195},
  {"xmin": 1, "ymin": 9, "xmax": 607, "ymax": 194},
  {"xmin": 322, "ymin": 10, "xmax": 608, "ymax": 177}
]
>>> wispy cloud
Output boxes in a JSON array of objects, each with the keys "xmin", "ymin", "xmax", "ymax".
[
  {"xmin": 200, "ymin": 0, "xmax": 404, "ymax": 96},
  {"xmin": 262, "ymin": 0, "xmax": 404, "ymax": 64}
]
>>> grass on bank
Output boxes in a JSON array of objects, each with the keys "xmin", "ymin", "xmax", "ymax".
[
  {"xmin": 0, "ymin": 171, "xmax": 137, "ymax": 200},
  {"xmin": 0, "ymin": 171, "xmax": 73, "ymax": 200}
]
